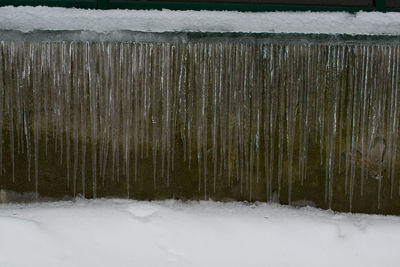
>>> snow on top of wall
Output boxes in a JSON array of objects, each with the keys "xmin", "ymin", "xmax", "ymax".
[{"xmin": 0, "ymin": 6, "xmax": 400, "ymax": 35}]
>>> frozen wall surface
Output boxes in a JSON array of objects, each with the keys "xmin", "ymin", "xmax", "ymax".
[{"xmin": 1, "ymin": 31, "xmax": 400, "ymax": 214}]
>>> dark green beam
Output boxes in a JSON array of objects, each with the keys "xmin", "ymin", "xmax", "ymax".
[
  {"xmin": 97, "ymin": 0, "xmax": 109, "ymax": 9},
  {"xmin": 0, "ymin": 0, "xmax": 398, "ymax": 12},
  {"xmin": 375, "ymin": 0, "xmax": 386, "ymax": 11}
]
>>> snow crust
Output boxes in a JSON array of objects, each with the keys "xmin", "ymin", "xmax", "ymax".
[
  {"xmin": 1, "ymin": 6, "xmax": 400, "ymax": 35},
  {"xmin": 0, "ymin": 199, "xmax": 400, "ymax": 266}
]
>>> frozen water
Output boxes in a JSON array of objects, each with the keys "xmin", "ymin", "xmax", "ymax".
[{"xmin": 0, "ymin": 39, "xmax": 399, "ymax": 210}]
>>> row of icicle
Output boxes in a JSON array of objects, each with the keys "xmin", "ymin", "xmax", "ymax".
[{"xmin": 0, "ymin": 40, "xmax": 399, "ymax": 209}]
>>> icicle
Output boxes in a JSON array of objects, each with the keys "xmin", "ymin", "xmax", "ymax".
[
  {"xmin": 212, "ymin": 43, "xmax": 219, "ymax": 194},
  {"xmin": 285, "ymin": 44, "xmax": 299, "ymax": 205},
  {"xmin": 7, "ymin": 42, "xmax": 15, "ymax": 182},
  {"xmin": 201, "ymin": 43, "xmax": 208, "ymax": 199},
  {"xmin": 32, "ymin": 42, "xmax": 41, "ymax": 199},
  {"xmin": 0, "ymin": 41, "xmax": 4, "ymax": 174},
  {"xmin": 0, "ymin": 37, "xmax": 399, "ymax": 212}
]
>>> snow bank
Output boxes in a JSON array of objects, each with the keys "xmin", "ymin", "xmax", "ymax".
[
  {"xmin": 0, "ymin": 199, "xmax": 399, "ymax": 266},
  {"xmin": 1, "ymin": 6, "xmax": 400, "ymax": 35}
]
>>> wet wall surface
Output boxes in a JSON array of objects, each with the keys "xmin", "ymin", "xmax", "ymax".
[{"xmin": 111, "ymin": 0, "xmax": 373, "ymax": 7}]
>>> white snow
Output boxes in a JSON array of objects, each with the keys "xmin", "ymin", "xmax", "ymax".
[
  {"xmin": 0, "ymin": 199, "xmax": 399, "ymax": 266},
  {"xmin": 1, "ymin": 6, "xmax": 400, "ymax": 35}
]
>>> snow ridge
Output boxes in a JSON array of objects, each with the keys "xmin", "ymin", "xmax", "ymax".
[{"xmin": 1, "ymin": 6, "xmax": 400, "ymax": 35}]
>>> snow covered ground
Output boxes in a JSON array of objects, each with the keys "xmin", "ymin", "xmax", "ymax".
[
  {"xmin": 1, "ymin": 6, "xmax": 400, "ymax": 35},
  {"xmin": 0, "ymin": 199, "xmax": 399, "ymax": 267}
]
